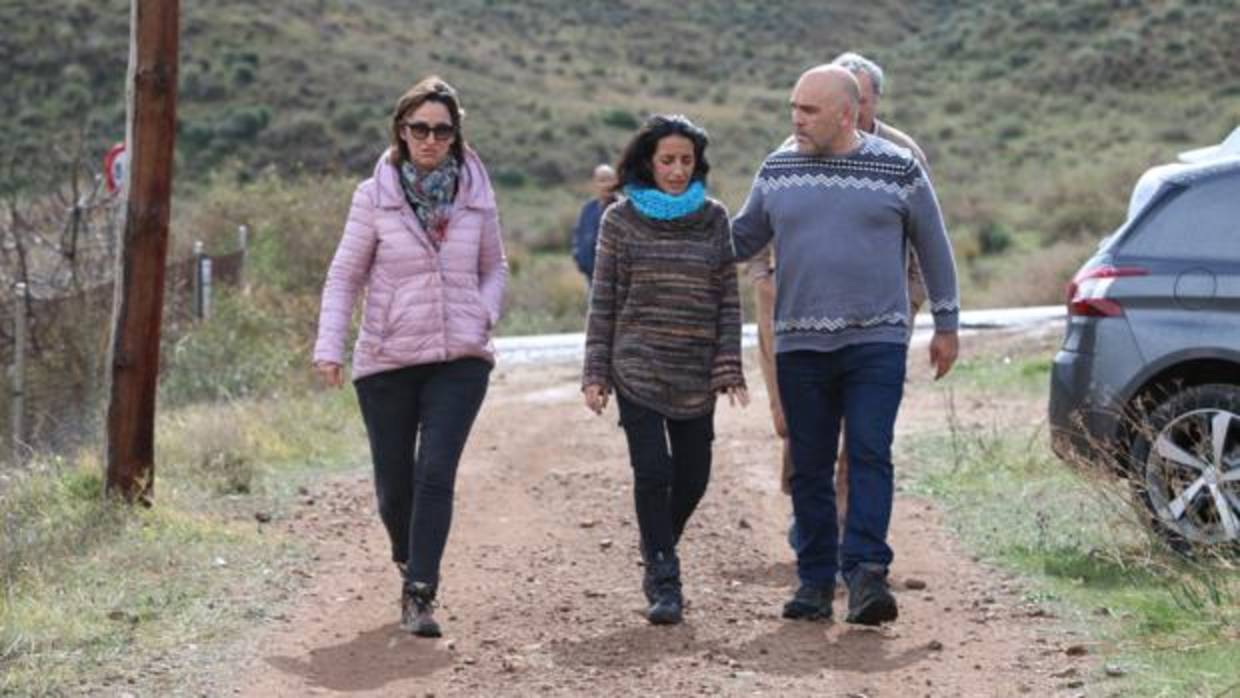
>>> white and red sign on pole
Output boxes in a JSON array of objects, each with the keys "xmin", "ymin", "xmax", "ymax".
[{"xmin": 104, "ymin": 142, "xmax": 128, "ymax": 195}]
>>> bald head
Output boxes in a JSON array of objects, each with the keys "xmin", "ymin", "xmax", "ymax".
[
  {"xmin": 797, "ymin": 65, "xmax": 860, "ymax": 111},
  {"xmin": 789, "ymin": 65, "xmax": 861, "ymax": 156}
]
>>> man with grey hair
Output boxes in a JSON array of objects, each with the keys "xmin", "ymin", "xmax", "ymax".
[
  {"xmin": 733, "ymin": 65, "xmax": 960, "ymax": 625},
  {"xmin": 831, "ymin": 52, "xmax": 928, "ymax": 169},
  {"xmin": 571, "ymin": 163, "xmax": 618, "ymax": 287}
]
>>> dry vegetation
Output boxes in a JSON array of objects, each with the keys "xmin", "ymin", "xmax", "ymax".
[{"xmin": 3, "ymin": 5, "xmax": 1240, "ymax": 692}]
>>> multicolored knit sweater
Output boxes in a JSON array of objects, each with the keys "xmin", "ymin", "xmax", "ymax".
[{"xmin": 583, "ymin": 197, "xmax": 744, "ymax": 419}]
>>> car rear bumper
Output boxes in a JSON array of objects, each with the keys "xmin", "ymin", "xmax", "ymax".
[{"xmin": 1049, "ymin": 349, "xmax": 1126, "ymax": 471}]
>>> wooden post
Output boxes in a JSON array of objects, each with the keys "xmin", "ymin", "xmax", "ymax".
[
  {"xmin": 10, "ymin": 282, "xmax": 27, "ymax": 465},
  {"xmin": 104, "ymin": 0, "xmax": 179, "ymax": 503}
]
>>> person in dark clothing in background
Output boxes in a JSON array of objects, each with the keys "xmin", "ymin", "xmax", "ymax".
[{"xmin": 571, "ymin": 164, "xmax": 618, "ymax": 287}]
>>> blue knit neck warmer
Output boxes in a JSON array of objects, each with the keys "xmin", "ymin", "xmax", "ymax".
[{"xmin": 626, "ymin": 181, "xmax": 706, "ymax": 220}]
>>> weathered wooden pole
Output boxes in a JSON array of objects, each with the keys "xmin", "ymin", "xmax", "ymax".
[{"xmin": 104, "ymin": 0, "xmax": 179, "ymax": 503}]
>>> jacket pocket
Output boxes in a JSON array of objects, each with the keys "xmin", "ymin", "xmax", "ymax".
[{"xmin": 467, "ymin": 287, "xmax": 493, "ymax": 330}]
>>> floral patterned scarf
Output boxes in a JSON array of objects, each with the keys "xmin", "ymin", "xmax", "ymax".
[{"xmin": 399, "ymin": 158, "xmax": 459, "ymax": 248}]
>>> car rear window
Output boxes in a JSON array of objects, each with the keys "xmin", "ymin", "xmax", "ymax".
[{"xmin": 1120, "ymin": 175, "xmax": 1240, "ymax": 260}]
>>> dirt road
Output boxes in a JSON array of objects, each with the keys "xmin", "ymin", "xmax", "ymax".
[{"xmin": 233, "ymin": 339, "xmax": 1092, "ymax": 697}]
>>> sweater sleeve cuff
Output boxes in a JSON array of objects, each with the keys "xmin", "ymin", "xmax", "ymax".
[
  {"xmin": 931, "ymin": 309, "xmax": 960, "ymax": 333},
  {"xmin": 313, "ymin": 344, "xmax": 345, "ymax": 366},
  {"xmin": 582, "ymin": 372, "xmax": 610, "ymax": 391},
  {"xmin": 710, "ymin": 357, "xmax": 745, "ymax": 391}
]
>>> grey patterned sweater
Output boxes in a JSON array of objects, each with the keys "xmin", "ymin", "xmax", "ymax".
[
  {"xmin": 732, "ymin": 132, "xmax": 959, "ymax": 355},
  {"xmin": 583, "ymin": 198, "xmax": 744, "ymax": 419}
]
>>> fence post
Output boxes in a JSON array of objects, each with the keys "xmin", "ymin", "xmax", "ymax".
[
  {"xmin": 192, "ymin": 241, "xmax": 210, "ymax": 320},
  {"xmin": 237, "ymin": 224, "xmax": 249, "ymax": 294},
  {"xmin": 11, "ymin": 282, "xmax": 27, "ymax": 464},
  {"xmin": 194, "ymin": 242, "xmax": 212, "ymax": 321},
  {"xmin": 191, "ymin": 240, "xmax": 202, "ymax": 319}
]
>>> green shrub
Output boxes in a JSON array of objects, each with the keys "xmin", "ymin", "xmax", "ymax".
[
  {"xmin": 996, "ymin": 119, "xmax": 1026, "ymax": 142},
  {"xmin": 600, "ymin": 109, "xmax": 640, "ymax": 130},
  {"xmin": 494, "ymin": 168, "xmax": 528, "ymax": 188},
  {"xmin": 215, "ymin": 106, "xmax": 270, "ymax": 142},
  {"xmin": 977, "ymin": 220, "xmax": 1013, "ymax": 256},
  {"xmin": 175, "ymin": 169, "xmax": 356, "ymax": 294},
  {"xmin": 231, "ymin": 63, "xmax": 256, "ymax": 87},
  {"xmin": 332, "ymin": 107, "xmax": 365, "ymax": 133},
  {"xmin": 180, "ymin": 121, "xmax": 215, "ymax": 151},
  {"xmin": 159, "ymin": 289, "xmax": 316, "ymax": 408}
]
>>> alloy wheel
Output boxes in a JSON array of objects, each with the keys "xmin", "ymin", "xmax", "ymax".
[{"xmin": 1144, "ymin": 407, "xmax": 1240, "ymax": 545}]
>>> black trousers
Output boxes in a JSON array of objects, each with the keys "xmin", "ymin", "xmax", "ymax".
[
  {"xmin": 616, "ymin": 394, "xmax": 714, "ymax": 557},
  {"xmin": 354, "ymin": 358, "xmax": 491, "ymax": 589}
]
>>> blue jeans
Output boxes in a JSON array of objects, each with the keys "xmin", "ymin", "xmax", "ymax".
[{"xmin": 776, "ymin": 344, "xmax": 906, "ymax": 588}]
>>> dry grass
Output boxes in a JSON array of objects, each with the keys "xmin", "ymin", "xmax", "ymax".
[
  {"xmin": 910, "ymin": 333, "xmax": 1240, "ymax": 697},
  {"xmin": 0, "ymin": 386, "xmax": 366, "ymax": 696}
]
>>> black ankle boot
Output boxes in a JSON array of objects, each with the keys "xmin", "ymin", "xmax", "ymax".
[
  {"xmin": 401, "ymin": 581, "xmax": 442, "ymax": 637},
  {"xmin": 645, "ymin": 551, "xmax": 683, "ymax": 625},
  {"xmin": 639, "ymin": 545, "xmax": 657, "ymax": 605}
]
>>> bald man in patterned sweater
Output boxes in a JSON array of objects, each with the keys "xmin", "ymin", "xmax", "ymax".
[
  {"xmin": 733, "ymin": 65, "xmax": 959, "ymax": 626},
  {"xmin": 748, "ymin": 51, "xmax": 931, "ymax": 541}
]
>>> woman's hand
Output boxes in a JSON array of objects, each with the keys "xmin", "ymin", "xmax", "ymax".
[
  {"xmin": 724, "ymin": 385, "xmax": 749, "ymax": 408},
  {"xmin": 583, "ymin": 383, "xmax": 609, "ymax": 415},
  {"xmin": 314, "ymin": 361, "xmax": 344, "ymax": 389}
]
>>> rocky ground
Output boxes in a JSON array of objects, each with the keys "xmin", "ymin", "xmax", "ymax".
[{"xmin": 224, "ymin": 332, "xmax": 1097, "ymax": 697}]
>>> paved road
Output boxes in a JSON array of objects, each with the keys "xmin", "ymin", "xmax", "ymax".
[{"xmin": 496, "ymin": 305, "xmax": 1065, "ymax": 365}]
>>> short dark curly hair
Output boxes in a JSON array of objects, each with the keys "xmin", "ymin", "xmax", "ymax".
[{"xmin": 614, "ymin": 114, "xmax": 711, "ymax": 193}]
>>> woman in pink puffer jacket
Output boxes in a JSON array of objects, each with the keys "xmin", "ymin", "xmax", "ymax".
[{"xmin": 313, "ymin": 76, "xmax": 507, "ymax": 638}]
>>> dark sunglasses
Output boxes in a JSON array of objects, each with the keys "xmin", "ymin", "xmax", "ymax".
[{"xmin": 403, "ymin": 121, "xmax": 457, "ymax": 142}]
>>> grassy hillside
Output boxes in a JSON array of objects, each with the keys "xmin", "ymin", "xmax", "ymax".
[{"xmin": 5, "ymin": 0, "xmax": 1240, "ymax": 305}]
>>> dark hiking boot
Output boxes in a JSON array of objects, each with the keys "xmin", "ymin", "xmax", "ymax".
[
  {"xmin": 401, "ymin": 581, "xmax": 442, "ymax": 637},
  {"xmin": 645, "ymin": 551, "xmax": 683, "ymax": 625},
  {"xmin": 642, "ymin": 548, "xmax": 692, "ymax": 608},
  {"xmin": 782, "ymin": 583, "xmax": 833, "ymax": 620},
  {"xmin": 845, "ymin": 563, "xmax": 898, "ymax": 626},
  {"xmin": 641, "ymin": 555, "xmax": 657, "ymax": 605}
]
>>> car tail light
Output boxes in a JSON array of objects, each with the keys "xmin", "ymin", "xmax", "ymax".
[{"xmin": 1066, "ymin": 265, "xmax": 1148, "ymax": 317}]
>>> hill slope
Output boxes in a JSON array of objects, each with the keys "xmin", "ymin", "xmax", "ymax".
[{"xmin": 5, "ymin": 0, "xmax": 1240, "ymax": 303}]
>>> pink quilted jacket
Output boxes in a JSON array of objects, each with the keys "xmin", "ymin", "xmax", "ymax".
[{"xmin": 313, "ymin": 148, "xmax": 508, "ymax": 380}]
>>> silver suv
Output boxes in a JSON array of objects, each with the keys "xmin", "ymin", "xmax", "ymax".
[{"xmin": 1049, "ymin": 133, "xmax": 1240, "ymax": 550}]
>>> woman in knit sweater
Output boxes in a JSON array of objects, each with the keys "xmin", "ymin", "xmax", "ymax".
[{"xmin": 582, "ymin": 114, "xmax": 748, "ymax": 625}]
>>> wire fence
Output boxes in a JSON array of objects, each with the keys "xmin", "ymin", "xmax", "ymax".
[{"xmin": 0, "ymin": 247, "xmax": 246, "ymax": 464}]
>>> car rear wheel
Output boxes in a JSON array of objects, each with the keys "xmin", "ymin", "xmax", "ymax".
[{"xmin": 1130, "ymin": 384, "xmax": 1240, "ymax": 551}]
